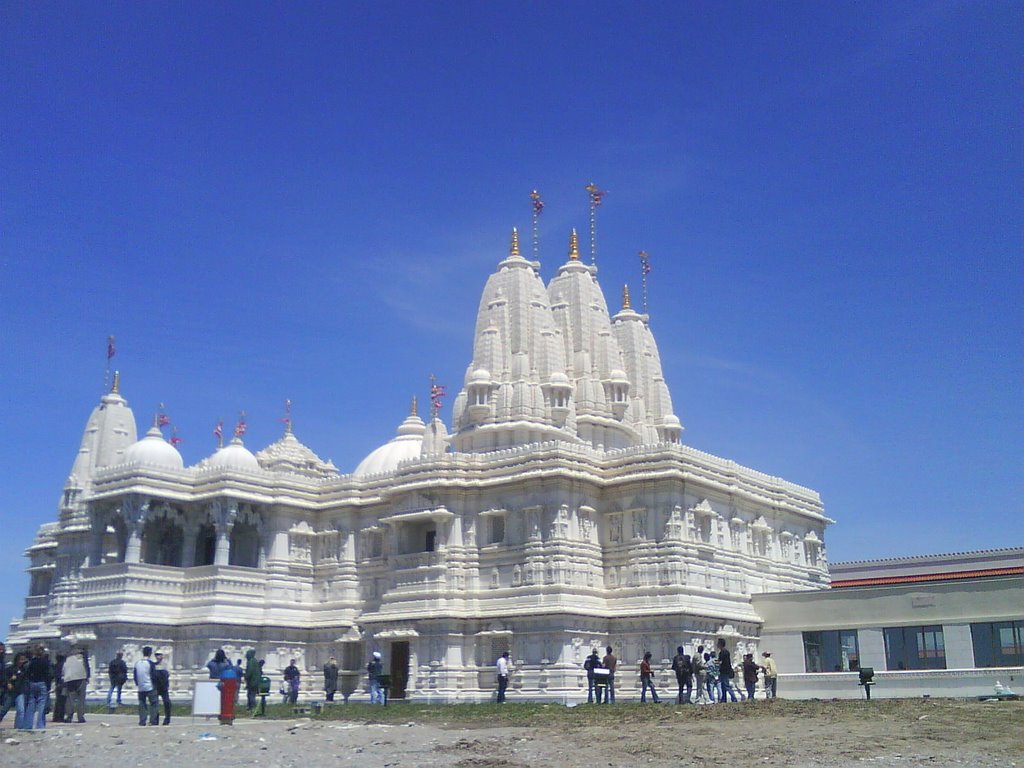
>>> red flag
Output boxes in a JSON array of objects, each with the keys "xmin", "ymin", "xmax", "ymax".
[
  {"xmin": 214, "ymin": 420, "xmax": 223, "ymax": 441},
  {"xmin": 234, "ymin": 418, "xmax": 247, "ymax": 438},
  {"xmin": 158, "ymin": 413, "xmax": 171, "ymax": 428},
  {"xmin": 107, "ymin": 336, "xmax": 116, "ymax": 360},
  {"xmin": 169, "ymin": 428, "xmax": 183, "ymax": 447}
]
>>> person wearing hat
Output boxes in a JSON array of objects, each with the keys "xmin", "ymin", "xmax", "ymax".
[
  {"xmin": 367, "ymin": 651, "xmax": 384, "ymax": 705},
  {"xmin": 760, "ymin": 651, "xmax": 778, "ymax": 699}
]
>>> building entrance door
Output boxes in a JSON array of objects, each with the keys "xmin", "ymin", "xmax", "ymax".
[{"xmin": 390, "ymin": 641, "xmax": 409, "ymax": 699}]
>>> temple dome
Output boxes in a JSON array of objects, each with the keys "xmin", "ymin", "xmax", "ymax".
[
  {"xmin": 124, "ymin": 425, "xmax": 184, "ymax": 470},
  {"xmin": 354, "ymin": 412, "xmax": 426, "ymax": 477},
  {"xmin": 205, "ymin": 437, "xmax": 260, "ymax": 472}
]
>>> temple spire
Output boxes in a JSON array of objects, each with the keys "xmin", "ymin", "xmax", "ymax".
[
  {"xmin": 568, "ymin": 228, "xmax": 580, "ymax": 261},
  {"xmin": 509, "ymin": 227, "xmax": 521, "ymax": 257},
  {"xmin": 622, "ymin": 284, "xmax": 632, "ymax": 310},
  {"xmin": 410, "ymin": 395, "xmax": 418, "ymax": 417},
  {"xmin": 111, "ymin": 370, "xmax": 120, "ymax": 394}
]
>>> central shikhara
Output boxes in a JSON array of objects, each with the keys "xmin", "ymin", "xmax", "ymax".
[{"xmin": 12, "ymin": 227, "xmax": 830, "ymax": 701}]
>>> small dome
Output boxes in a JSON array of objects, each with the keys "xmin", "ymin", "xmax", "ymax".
[
  {"xmin": 609, "ymin": 369, "xmax": 629, "ymax": 382},
  {"xmin": 354, "ymin": 413, "xmax": 426, "ymax": 477},
  {"xmin": 205, "ymin": 437, "xmax": 260, "ymax": 472},
  {"xmin": 471, "ymin": 368, "xmax": 492, "ymax": 383},
  {"xmin": 662, "ymin": 414, "xmax": 681, "ymax": 428},
  {"xmin": 124, "ymin": 426, "xmax": 184, "ymax": 470},
  {"xmin": 549, "ymin": 372, "xmax": 570, "ymax": 386}
]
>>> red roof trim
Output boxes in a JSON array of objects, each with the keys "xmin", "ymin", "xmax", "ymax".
[{"xmin": 830, "ymin": 566, "xmax": 1024, "ymax": 588}]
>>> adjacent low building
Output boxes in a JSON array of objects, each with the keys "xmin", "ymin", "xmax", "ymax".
[{"xmin": 755, "ymin": 548, "xmax": 1024, "ymax": 699}]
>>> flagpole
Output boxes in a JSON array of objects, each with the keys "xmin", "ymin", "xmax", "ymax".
[
  {"xmin": 105, "ymin": 335, "xmax": 116, "ymax": 392},
  {"xmin": 530, "ymin": 190, "xmax": 544, "ymax": 260},
  {"xmin": 639, "ymin": 250, "xmax": 651, "ymax": 315},
  {"xmin": 585, "ymin": 183, "xmax": 606, "ymax": 266}
]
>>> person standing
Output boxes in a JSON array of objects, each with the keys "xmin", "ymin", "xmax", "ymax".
[
  {"xmin": 283, "ymin": 658, "xmax": 300, "ymax": 705},
  {"xmin": 323, "ymin": 656, "xmax": 339, "ymax": 702},
  {"xmin": 24, "ymin": 645, "xmax": 53, "ymax": 729},
  {"xmin": 639, "ymin": 651, "xmax": 660, "ymax": 703},
  {"xmin": 496, "ymin": 651, "xmax": 510, "ymax": 703},
  {"xmin": 672, "ymin": 646, "xmax": 693, "ymax": 704},
  {"xmin": 206, "ymin": 649, "xmax": 231, "ymax": 680},
  {"xmin": 106, "ymin": 651, "xmax": 128, "ymax": 710},
  {"xmin": 0, "ymin": 643, "xmax": 10, "ymax": 723},
  {"xmin": 716, "ymin": 639, "xmax": 737, "ymax": 703},
  {"xmin": 134, "ymin": 646, "xmax": 159, "ymax": 726},
  {"xmin": 152, "ymin": 652, "xmax": 172, "ymax": 725},
  {"xmin": 692, "ymin": 646, "xmax": 708, "ymax": 704},
  {"xmin": 741, "ymin": 653, "xmax": 759, "ymax": 702},
  {"xmin": 583, "ymin": 648, "xmax": 601, "ymax": 703},
  {"xmin": 62, "ymin": 646, "xmax": 90, "ymax": 723},
  {"xmin": 244, "ymin": 650, "xmax": 261, "ymax": 711},
  {"xmin": 704, "ymin": 653, "xmax": 719, "ymax": 703},
  {"xmin": 51, "ymin": 653, "xmax": 67, "ymax": 724},
  {"xmin": 7, "ymin": 653, "xmax": 30, "ymax": 729},
  {"xmin": 601, "ymin": 646, "xmax": 617, "ymax": 704},
  {"xmin": 760, "ymin": 651, "xmax": 778, "ymax": 699},
  {"xmin": 367, "ymin": 651, "xmax": 384, "ymax": 705}
]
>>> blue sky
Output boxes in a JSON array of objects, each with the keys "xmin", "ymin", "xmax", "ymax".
[{"xmin": 2, "ymin": 2, "xmax": 1021, "ymax": 630}]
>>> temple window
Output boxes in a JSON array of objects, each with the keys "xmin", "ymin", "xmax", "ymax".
[
  {"xmin": 489, "ymin": 516, "xmax": 505, "ymax": 545},
  {"xmin": 229, "ymin": 522, "xmax": 260, "ymax": 568},
  {"xmin": 141, "ymin": 517, "xmax": 184, "ymax": 567},
  {"xmin": 195, "ymin": 524, "xmax": 216, "ymax": 566}
]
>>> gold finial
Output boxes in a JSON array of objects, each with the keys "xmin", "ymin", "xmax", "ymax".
[
  {"xmin": 622, "ymin": 284, "xmax": 632, "ymax": 310},
  {"xmin": 509, "ymin": 227, "xmax": 521, "ymax": 257},
  {"xmin": 111, "ymin": 370, "xmax": 120, "ymax": 394},
  {"xmin": 568, "ymin": 228, "xmax": 580, "ymax": 261},
  {"xmin": 410, "ymin": 395, "xmax": 418, "ymax": 417}
]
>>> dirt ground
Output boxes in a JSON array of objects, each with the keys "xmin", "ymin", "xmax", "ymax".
[{"xmin": 1, "ymin": 699, "xmax": 1021, "ymax": 767}]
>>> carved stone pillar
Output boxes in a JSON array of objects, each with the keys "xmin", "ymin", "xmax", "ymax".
[
  {"xmin": 211, "ymin": 500, "xmax": 237, "ymax": 566},
  {"xmin": 181, "ymin": 518, "xmax": 198, "ymax": 568},
  {"xmin": 88, "ymin": 507, "xmax": 106, "ymax": 567},
  {"xmin": 214, "ymin": 528, "xmax": 230, "ymax": 565},
  {"xmin": 125, "ymin": 524, "xmax": 143, "ymax": 564}
]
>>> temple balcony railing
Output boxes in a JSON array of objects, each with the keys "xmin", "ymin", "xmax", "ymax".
[
  {"xmin": 391, "ymin": 551, "xmax": 447, "ymax": 570},
  {"xmin": 183, "ymin": 564, "xmax": 267, "ymax": 600},
  {"xmin": 72, "ymin": 563, "xmax": 267, "ymax": 624}
]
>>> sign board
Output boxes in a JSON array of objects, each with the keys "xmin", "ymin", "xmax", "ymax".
[{"xmin": 192, "ymin": 680, "xmax": 220, "ymax": 717}]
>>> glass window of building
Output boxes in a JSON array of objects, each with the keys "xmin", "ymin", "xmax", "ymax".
[
  {"xmin": 883, "ymin": 625, "xmax": 946, "ymax": 670},
  {"xmin": 971, "ymin": 621, "xmax": 1024, "ymax": 667},
  {"xmin": 802, "ymin": 630, "xmax": 860, "ymax": 672}
]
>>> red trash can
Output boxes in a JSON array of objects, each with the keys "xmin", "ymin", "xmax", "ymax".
[{"xmin": 219, "ymin": 677, "xmax": 238, "ymax": 724}]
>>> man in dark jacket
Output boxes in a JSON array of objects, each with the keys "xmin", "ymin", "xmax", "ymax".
[
  {"xmin": 716, "ymin": 638, "xmax": 738, "ymax": 702},
  {"xmin": 672, "ymin": 646, "xmax": 693, "ymax": 704},
  {"xmin": 107, "ymin": 651, "xmax": 128, "ymax": 710},
  {"xmin": 0, "ymin": 643, "xmax": 11, "ymax": 722},
  {"xmin": 152, "ymin": 652, "xmax": 172, "ymax": 725},
  {"xmin": 583, "ymin": 648, "xmax": 601, "ymax": 703},
  {"xmin": 323, "ymin": 656, "xmax": 339, "ymax": 702},
  {"xmin": 25, "ymin": 645, "xmax": 53, "ymax": 729}
]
